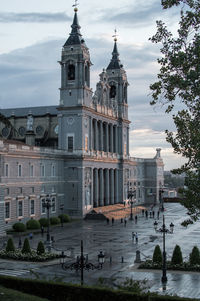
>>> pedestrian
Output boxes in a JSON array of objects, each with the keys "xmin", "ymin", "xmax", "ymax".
[
  {"xmin": 149, "ymin": 210, "xmax": 152, "ymax": 218},
  {"xmin": 121, "ymin": 218, "xmax": 123, "ymax": 223},
  {"xmin": 18, "ymin": 237, "xmax": 22, "ymax": 248},
  {"xmin": 142, "ymin": 209, "xmax": 144, "ymax": 217},
  {"xmin": 132, "ymin": 232, "xmax": 135, "ymax": 242},
  {"xmin": 124, "ymin": 217, "xmax": 127, "ymax": 227},
  {"xmin": 152, "ymin": 210, "xmax": 155, "ymax": 219},
  {"xmin": 112, "ymin": 217, "xmax": 114, "ymax": 225},
  {"xmin": 135, "ymin": 215, "xmax": 138, "ymax": 224},
  {"xmin": 145, "ymin": 210, "xmax": 148, "ymax": 219},
  {"xmin": 41, "ymin": 225, "xmax": 44, "ymax": 236},
  {"xmin": 106, "ymin": 218, "xmax": 109, "ymax": 225},
  {"xmin": 135, "ymin": 232, "xmax": 138, "ymax": 244},
  {"xmin": 157, "ymin": 210, "xmax": 160, "ymax": 219},
  {"xmin": 29, "ymin": 232, "xmax": 33, "ymax": 240}
]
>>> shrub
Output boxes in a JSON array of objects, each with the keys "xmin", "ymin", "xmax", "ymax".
[
  {"xmin": 39, "ymin": 218, "xmax": 49, "ymax": 227},
  {"xmin": 6, "ymin": 238, "xmax": 15, "ymax": 252},
  {"xmin": 189, "ymin": 246, "xmax": 200, "ymax": 265},
  {"xmin": 58, "ymin": 213, "xmax": 70, "ymax": 223},
  {"xmin": 26, "ymin": 219, "xmax": 40, "ymax": 230},
  {"xmin": 22, "ymin": 238, "xmax": 31, "ymax": 254},
  {"xmin": 171, "ymin": 245, "xmax": 183, "ymax": 265},
  {"xmin": 37, "ymin": 241, "xmax": 45, "ymax": 255},
  {"xmin": 12, "ymin": 222, "xmax": 26, "ymax": 232},
  {"xmin": 50, "ymin": 217, "xmax": 60, "ymax": 225},
  {"xmin": 152, "ymin": 245, "xmax": 162, "ymax": 264}
]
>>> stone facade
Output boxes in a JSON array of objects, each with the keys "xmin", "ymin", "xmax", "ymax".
[{"xmin": 0, "ymin": 8, "xmax": 164, "ymax": 236}]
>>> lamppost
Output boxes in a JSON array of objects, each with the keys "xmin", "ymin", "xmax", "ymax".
[
  {"xmin": 159, "ymin": 187, "xmax": 165, "ymax": 211},
  {"xmin": 62, "ymin": 240, "xmax": 105, "ymax": 285},
  {"xmin": 127, "ymin": 187, "xmax": 136, "ymax": 220},
  {"xmin": 42, "ymin": 195, "xmax": 53, "ymax": 250},
  {"xmin": 154, "ymin": 216, "xmax": 174, "ymax": 283},
  {"xmin": 60, "ymin": 203, "xmax": 64, "ymax": 227}
]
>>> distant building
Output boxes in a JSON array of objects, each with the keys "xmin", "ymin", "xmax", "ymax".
[{"xmin": 0, "ymin": 7, "xmax": 164, "ymax": 236}]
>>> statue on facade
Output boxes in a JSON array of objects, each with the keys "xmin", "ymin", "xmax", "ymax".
[{"xmin": 27, "ymin": 114, "xmax": 34, "ymax": 131}]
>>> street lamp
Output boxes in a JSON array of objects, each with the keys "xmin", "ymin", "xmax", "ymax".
[
  {"xmin": 42, "ymin": 195, "xmax": 53, "ymax": 250},
  {"xmin": 60, "ymin": 203, "xmax": 64, "ymax": 227},
  {"xmin": 127, "ymin": 187, "xmax": 136, "ymax": 220},
  {"xmin": 62, "ymin": 240, "xmax": 105, "ymax": 285},
  {"xmin": 159, "ymin": 188, "xmax": 165, "ymax": 212},
  {"xmin": 154, "ymin": 215, "xmax": 174, "ymax": 283}
]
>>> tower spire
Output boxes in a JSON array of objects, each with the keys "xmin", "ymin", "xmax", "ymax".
[
  {"xmin": 63, "ymin": 1, "xmax": 86, "ymax": 47},
  {"xmin": 107, "ymin": 29, "xmax": 121, "ymax": 70}
]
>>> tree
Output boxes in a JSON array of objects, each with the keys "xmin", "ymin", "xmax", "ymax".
[
  {"xmin": 6, "ymin": 238, "xmax": 15, "ymax": 252},
  {"xmin": 171, "ymin": 245, "xmax": 183, "ymax": 265},
  {"xmin": 150, "ymin": 0, "xmax": 200, "ymax": 222},
  {"xmin": 152, "ymin": 245, "xmax": 163, "ymax": 264},
  {"xmin": 189, "ymin": 246, "xmax": 200, "ymax": 265},
  {"xmin": 22, "ymin": 238, "xmax": 31, "ymax": 254},
  {"xmin": 37, "ymin": 241, "xmax": 45, "ymax": 255}
]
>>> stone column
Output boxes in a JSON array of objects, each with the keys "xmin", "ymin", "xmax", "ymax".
[
  {"xmin": 99, "ymin": 169, "xmax": 104, "ymax": 206},
  {"xmin": 115, "ymin": 126, "xmax": 118, "ymax": 154},
  {"xmin": 114, "ymin": 169, "xmax": 118, "ymax": 203},
  {"xmin": 106, "ymin": 123, "xmax": 109, "ymax": 152},
  {"xmin": 105, "ymin": 169, "xmax": 110, "ymax": 205},
  {"xmin": 94, "ymin": 119, "xmax": 98, "ymax": 150},
  {"xmin": 110, "ymin": 169, "xmax": 114, "ymax": 204},
  {"xmin": 100, "ymin": 121, "xmax": 103, "ymax": 151},
  {"xmin": 94, "ymin": 168, "xmax": 99, "ymax": 207},
  {"xmin": 110, "ymin": 125, "xmax": 113, "ymax": 153}
]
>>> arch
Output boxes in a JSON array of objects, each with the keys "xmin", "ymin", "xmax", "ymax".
[
  {"xmin": 68, "ymin": 64, "xmax": 75, "ymax": 80},
  {"xmin": 110, "ymin": 85, "xmax": 116, "ymax": 98},
  {"xmin": 123, "ymin": 84, "xmax": 127, "ymax": 103},
  {"xmin": 84, "ymin": 62, "xmax": 89, "ymax": 87}
]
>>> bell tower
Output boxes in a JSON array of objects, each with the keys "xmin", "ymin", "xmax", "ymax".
[{"xmin": 59, "ymin": 6, "xmax": 92, "ymax": 108}]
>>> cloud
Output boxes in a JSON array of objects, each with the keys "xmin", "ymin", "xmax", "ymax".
[{"xmin": 0, "ymin": 12, "xmax": 70, "ymax": 23}]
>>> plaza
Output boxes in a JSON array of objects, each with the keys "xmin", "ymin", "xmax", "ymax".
[{"xmin": 1, "ymin": 202, "xmax": 200, "ymax": 299}]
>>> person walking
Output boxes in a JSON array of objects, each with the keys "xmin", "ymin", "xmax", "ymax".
[
  {"xmin": 41, "ymin": 225, "xmax": 44, "ymax": 236},
  {"xmin": 106, "ymin": 218, "xmax": 109, "ymax": 225},
  {"xmin": 145, "ymin": 210, "xmax": 148, "ymax": 219},
  {"xmin": 124, "ymin": 217, "xmax": 127, "ymax": 227},
  {"xmin": 142, "ymin": 209, "xmax": 144, "ymax": 217},
  {"xmin": 135, "ymin": 215, "xmax": 138, "ymax": 224},
  {"xmin": 135, "ymin": 232, "xmax": 138, "ymax": 244},
  {"xmin": 18, "ymin": 237, "xmax": 22, "ymax": 248},
  {"xmin": 152, "ymin": 210, "xmax": 155, "ymax": 219},
  {"xmin": 112, "ymin": 217, "xmax": 114, "ymax": 226},
  {"xmin": 132, "ymin": 232, "xmax": 135, "ymax": 242},
  {"xmin": 157, "ymin": 210, "xmax": 160, "ymax": 219}
]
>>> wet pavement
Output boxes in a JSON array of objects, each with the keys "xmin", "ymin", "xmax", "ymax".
[{"xmin": 1, "ymin": 202, "xmax": 200, "ymax": 300}]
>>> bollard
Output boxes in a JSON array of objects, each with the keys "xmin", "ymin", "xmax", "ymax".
[{"xmin": 134, "ymin": 250, "xmax": 141, "ymax": 263}]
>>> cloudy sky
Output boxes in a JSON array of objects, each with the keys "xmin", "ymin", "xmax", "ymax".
[{"xmin": 0, "ymin": 0, "xmax": 186, "ymax": 170}]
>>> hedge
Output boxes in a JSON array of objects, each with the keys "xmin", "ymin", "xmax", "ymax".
[
  {"xmin": 13, "ymin": 222, "xmax": 26, "ymax": 232},
  {"xmin": 26, "ymin": 219, "xmax": 41, "ymax": 230},
  {"xmin": 0, "ymin": 276, "xmax": 197, "ymax": 301}
]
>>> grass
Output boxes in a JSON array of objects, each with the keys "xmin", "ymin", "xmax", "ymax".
[{"xmin": 0, "ymin": 285, "xmax": 49, "ymax": 301}]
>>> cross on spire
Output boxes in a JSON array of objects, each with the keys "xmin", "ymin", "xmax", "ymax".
[
  {"xmin": 112, "ymin": 28, "xmax": 118, "ymax": 41},
  {"xmin": 72, "ymin": 0, "xmax": 79, "ymax": 11}
]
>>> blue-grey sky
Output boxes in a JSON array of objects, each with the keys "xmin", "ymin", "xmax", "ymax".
[{"xmin": 0, "ymin": 0, "xmax": 186, "ymax": 170}]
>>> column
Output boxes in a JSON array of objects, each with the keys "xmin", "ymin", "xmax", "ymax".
[
  {"xmin": 94, "ymin": 168, "xmax": 99, "ymax": 207},
  {"xmin": 110, "ymin": 125, "xmax": 113, "ymax": 153},
  {"xmin": 115, "ymin": 126, "xmax": 118, "ymax": 154},
  {"xmin": 94, "ymin": 119, "xmax": 98, "ymax": 150},
  {"xmin": 110, "ymin": 169, "xmax": 114, "ymax": 204},
  {"xmin": 114, "ymin": 169, "xmax": 118, "ymax": 204},
  {"xmin": 100, "ymin": 121, "xmax": 103, "ymax": 151},
  {"xmin": 106, "ymin": 123, "xmax": 109, "ymax": 152},
  {"xmin": 127, "ymin": 127, "xmax": 129, "ymax": 156},
  {"xmin": 105, "ymin": 169, "xmax": 110, "ymax": 205},
  {"xmin": 99, "ymin": 169, "xmax": 104, "ymax": 206}
]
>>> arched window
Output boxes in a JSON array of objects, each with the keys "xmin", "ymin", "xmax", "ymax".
[
  {"xmin": 68, "ymin": 64, "xmax": 75, "ymax": 80},
  {"xmin": 124, "ymin": 84, "xmax": 127, "ymax": 103},
  {"xmin": 110, "ymin": 85, "xmax": 116, "ymax": 98},
  {"xmin": 85, "ymin": 63, "xmax": 89, "ymax": 86}
]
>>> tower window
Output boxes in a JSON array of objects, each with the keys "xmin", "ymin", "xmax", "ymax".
[
  {"xmin": 68, "ymin": 136, "xmax": 74, "ymax": 152},
  {"xmin": 110, "ymin": 85, "xmax": 116, "ymax": 98},
  {"xmin": 68, "ymin": 64, "xmax": 75, "ymax": 80}
]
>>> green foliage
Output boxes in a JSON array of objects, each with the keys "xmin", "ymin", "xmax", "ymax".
[
  {"xmin": 12, "ymin": 222, "xmax": 26, "ymax": 232},
  {"xmin": 22, "ymin": 238, "xmax": 31, "ymax": 254},
  {"xmin": 6, "ymin": 238, "xmax": 15, "ymax": 252},
  {"xmin": 189, "ymin": 246, "xmax": 200, "ymax": 265},
  {"xmin": 39, "ymin": 218, "xmax": 48, "ymax": 227},
  {"xmin": 0, "ymin": 285, "xmax": 49, "ymax": 301},
  {"xmin": 58, "ymin": 213, "xmax": 70, "ymax": 223},
  {"xmin": 37, "ymin": 241, "xmax": 45, "ymax": 255},
  {"xmin": 152, "ymin": 245, "xmax": 162, "ymax": 264},
  {"xmin": 50, "ymin": 217, "xmax": 60, "ymax": 225},
  {"xmin": 116, "ymin": 277, "xmax": 148, "ymax": 294},
  {"xmin": 0, "ymin": 249, "xmax": 60, "ymax": 262},
  {"xmin": 26, "ymin": 219, "xmax": 41, "ymax": 230},
  {"xmin": 171, "ymin": 245, "xmax": 183, "ymax": 265}
]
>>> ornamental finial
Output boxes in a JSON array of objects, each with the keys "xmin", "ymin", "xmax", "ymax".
[
  {"xmin": 72, "ymin": 0, "xmax": 79, "ymax": 12},
  {"xmin": 112, "ymin": 28, "xmax": 118, "ymax": 42}
]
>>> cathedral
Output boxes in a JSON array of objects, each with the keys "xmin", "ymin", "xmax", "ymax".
[{"xmin": 0, "ymin": 7, "xmax": 164, "ymax": 235}]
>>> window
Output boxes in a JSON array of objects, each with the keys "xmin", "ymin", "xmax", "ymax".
[
  {"xmin": 41, "ymin": 199, "xmax": 46, "ymax": 214},
  {"xmin": 5, "ymin": 164, "xmax": 9, "ymax": 177},
  {"xmin": 68, "ymin": 64, "xmax": 75, "ymax": 80},
  {"xmin": 18, "ymin": 164, "xmax": 22, "ymax": 177},
  {"xmin": 5, "ymin": 202, "xmax": 10, "ymax": 219},
  {"xmin": 51, "ymin": 165, "xmax": 55, "ymax": 177},
  {"xmin": 30, "ymin": 199, "xmax": 35, "ymax": 215},
  {"xmin": 85, "ymin": 135, "xmax": 88, "ymax": 151},
  {"xmin": 18, "ymin": 200, "xmax": 23, "ymax": 217},
  {"xmin": 110, "ymin": 85, "xmax": 116, "ymax": 98},
  {"xmin": 51, "ymin": 197, "xmax": 56, "ymax": 213},
  {"xmin": 31, "ymin": 187, "xmax": 35, "ymax": 193},
  {"xmin": 40, "ymin": 164, "xmax": 45, "ymax": 177},
  {"xmin": 30, "ymin": 165, "xmax": 34, "ymax": 177},
  {"xmin": 68, "ymin": 136, "xmax": 74, "ymax": 152}
]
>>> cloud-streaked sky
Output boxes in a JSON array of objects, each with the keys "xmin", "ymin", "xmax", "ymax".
[{"xmin": 0, "ymin": 0, "xmax": 185, "ymax": 170}]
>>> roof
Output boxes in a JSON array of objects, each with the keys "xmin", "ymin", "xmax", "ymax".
[
  {"xmin": 63, "ymin": 11, "xmax": 86, "ymax": 47},
  {"xmin": 107, "ymin": 41, "xmax": 121, "ymax": 70},
  {"xmin": 0, "ymin": 106, "xmax": 58, "ymax": 118}
]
